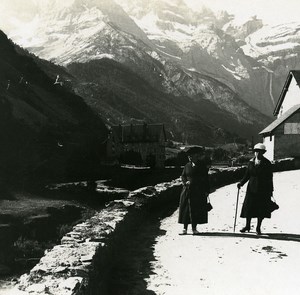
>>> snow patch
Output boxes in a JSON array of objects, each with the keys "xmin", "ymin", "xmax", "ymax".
[
  {"xmin": 221, "ymin": 59, "xmax": 250, "ymax": 80},
  {"xmin": 96, "ymin": 53, "xmax": 114, "ymax": 59},
  {"xmin": 162, "ymin": 9, "xmax": 185, "ymax": 20},
  {"xmin": 221, "ymin": 65, "xmax": 241, "ymax": 80},
  {"xmin": 148, "ymin": 51, "xmax": 161, "ymax": 61},
  {"xmin": 156, "ymin": 48, "xmax": 181, "ymax": 60},
  {"xmin": 187, "ymin": 68, "xmax": 200, "ymax": 73},
  {"xmin": 155, "ymin": 44, "xmax": 167, "ymax": 49},
  {"xmin": 242, "ymin": 23, "xmax": 300, "ymax": 58}
]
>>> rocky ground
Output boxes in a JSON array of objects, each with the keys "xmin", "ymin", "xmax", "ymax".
[{"xmin": 146, "ymin": 169, "xmax": 300, "ymax": 295}]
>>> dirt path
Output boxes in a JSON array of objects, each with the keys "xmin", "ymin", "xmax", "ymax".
[{"xmin": 146, "ymin": 170, "xmax": 300, "ymax": 295}]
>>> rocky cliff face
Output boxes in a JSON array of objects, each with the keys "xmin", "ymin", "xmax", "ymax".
[
  {"xmin": 115, "ymin": 0, "xmax": 276, "ymax": 115},
  {"xmin": 241, "ymin": 22, "xmax": 300, "ymax": 110}
]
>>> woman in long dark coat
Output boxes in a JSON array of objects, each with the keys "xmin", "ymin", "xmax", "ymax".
[
  {"xmin": 178, "ymin": 147, "xmax": 210, "ymax": 235},
  {"xmin": 237, "ymin": 143, "xmax": 274, "ymax": 235}
]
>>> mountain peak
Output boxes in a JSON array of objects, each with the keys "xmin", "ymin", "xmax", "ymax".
[{"xmin": 3, "ymin": 1, "xmax": 300, "ymax": 142}]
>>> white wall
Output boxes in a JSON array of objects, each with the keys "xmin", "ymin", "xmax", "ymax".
[
  {"xmin": 278, "ymin": 76, "xmax": 300, "ymax": 118},
  {"xmin": 263, "ymin": 135, "xmax": 275, "ymax": 161}
]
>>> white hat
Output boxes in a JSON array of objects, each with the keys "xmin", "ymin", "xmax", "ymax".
[{"xmin": 254, "ymin": 143, "xmax": 266, "ymax": 151}]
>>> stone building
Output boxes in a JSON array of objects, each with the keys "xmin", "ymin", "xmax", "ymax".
[
  {"xmin": 260, "ymin": 70, "xmax": 300, "ymax": 160},
  {"xmin": 109, "ymin": 123, "xmax": 167, "ymax": 168}
]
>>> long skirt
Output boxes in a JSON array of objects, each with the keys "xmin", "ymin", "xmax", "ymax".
[
  {"xmin": 240, "ymin": 191, "xmax": 271, "ymax": 218},
  {"xmin": 178, "ymin": 185, "xmax": 208, "ymax": 225}
]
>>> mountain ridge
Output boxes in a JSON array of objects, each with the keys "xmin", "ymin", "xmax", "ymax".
[
  {"xmin": 5, "ymin": 0, "xmax": 292, "ymax": 145},
  {"xmin": 66, "ymin": 57, "xmax": 270, "ymax": 144},
  {"xmin": 7, "ymin": 0, "xmax": 280, "ymax": 115}
]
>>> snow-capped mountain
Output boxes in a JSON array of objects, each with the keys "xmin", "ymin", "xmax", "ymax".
[
  {"xmin": 223, "ymin": 19, "xmax": 300, "ymax": 111},
  {"xmin": 6, "ymin": 0, "xmax": 279, "ymax": 115},
  {"xmin": 242, "ymin": 22, "xmax": 300, "ymax": 66},
  {"xmin": 5, "ymin": 0, "xmax": 299, "ymax": 143}
]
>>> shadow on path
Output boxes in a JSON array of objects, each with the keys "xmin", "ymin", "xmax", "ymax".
[
  {"xmin": 107, "ymin": 206, "xmax": 176, "ymax": 295},
  {"xmin": 188, "ymin": 232, "xmax": 300, "ymax": 242}
]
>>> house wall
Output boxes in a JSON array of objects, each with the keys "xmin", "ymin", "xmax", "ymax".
[
  {"xmin": 116, "ymin": 142, "xmax": 165, "ymax": 167},
  {"xmin": 273, "ymin": 111, "xmax": 300, "ymax": 159},
  {"xmin": 263, "ymin": 135, "xmax": 275, "ymax": 161},
  {"xmin": 132, "ymin": 142, "xmax": 165, "ymax": 167},
  {"xmin": 110, "ymin": 126, "xmax": 166, "ymax": 168},
  {"xmin": 278, "ymin": 77, "xmax": 300, "ymax": 118}
]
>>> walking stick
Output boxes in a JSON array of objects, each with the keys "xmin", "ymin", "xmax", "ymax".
[
  {"xmin": 233, "ymin": 188, "xmax": 240, "ymax": 233},
  {"xmin": 188, "ymin": 197, "xmax": 193, "ymax": 227},
  {"xmin": 185, "ymin": 185, "xmax": 193, "ymax": 228}
]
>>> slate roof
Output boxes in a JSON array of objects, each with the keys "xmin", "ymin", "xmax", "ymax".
[
  {"xmin": 274, "ymin": 70, "xmax": 300, "ymax": 116},
  {"xmin": 111, "ymin": 123, "xmax": 166, "ymax": 143},
  {"xmin": 260, "ymin": 104, "xmax": 300, "ymax": 135}
]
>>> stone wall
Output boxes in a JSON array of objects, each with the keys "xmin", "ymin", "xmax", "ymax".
[
  {"xmin": 272, "ymin": 157, "xmax": 300, "ymax": 172},
  {"xmin": 0, "ymin": 224, "xmax": 14, "ymax": 275},
  {"xmin": 100, "ymin": 165, "xmax": 182, "ymax": 190},
  {"xmin": 12, "ymin": 166, "xmax": 246, "ymax": 295}
]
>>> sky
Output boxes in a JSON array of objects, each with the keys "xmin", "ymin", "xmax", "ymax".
[{"xmin": 1, "ymin": 0, "xmax": 300, "ymax": 34}]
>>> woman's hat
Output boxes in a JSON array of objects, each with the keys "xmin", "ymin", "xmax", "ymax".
[
  {"xmin": 254, "ymin": 143, "xmax": 266, "ymax": 152},
  {"xmin": 184, "ymin": 145, "xmax": 205, "ymax": 155}
]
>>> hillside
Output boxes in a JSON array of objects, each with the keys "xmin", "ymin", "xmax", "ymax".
[
  {"xmin": 0, "ymin": 30, "xmax": 108, "ymax": 187},
  {"xmin": 67, "ymin": 58, "xmax": 269, "ymax": 144}
]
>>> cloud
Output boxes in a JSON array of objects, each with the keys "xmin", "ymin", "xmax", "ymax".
[
  {"xmin": 0, "ymin": 0, "xmax": 38, "ymax": 33},
  {"xmin": 184, "ymin": 0, "xmax": 300, "ymax": 25}
]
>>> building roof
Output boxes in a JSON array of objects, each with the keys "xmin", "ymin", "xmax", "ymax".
[
  {"xmin": 181, "ymin": 145, "xmax": 205, "ymax": 155},
  {"xmin": 111, "ymin": 123, "xmax": 166, "ymax": 143},
  {"xmin": 260, "ymin": 104, "xmax": 300, "ymax": 135},
  {"xmin": 274, "ymin": 70, "xmax": 300, "ymax": 116}
]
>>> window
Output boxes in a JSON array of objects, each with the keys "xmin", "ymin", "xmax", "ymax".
[{"xmin": 284, "ymin": 123, "xmax": 300, "ymax": 134}]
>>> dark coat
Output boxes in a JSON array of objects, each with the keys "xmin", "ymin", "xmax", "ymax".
[
  {"xmin": 239, "ymin": 156, "xmax": 273, "ymax": 218},
  {"xmin": 178, "ymin": 160, "xmax": 210, "ymax": 225}
]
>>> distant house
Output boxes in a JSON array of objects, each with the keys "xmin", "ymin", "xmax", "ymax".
[
  {"xmin": 109, "ymin": 123, "xmax": 167, "ymax": 168},
  {"xmin": 260, "ymin": 70, "xmax": 300, "ymax": 160}
]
